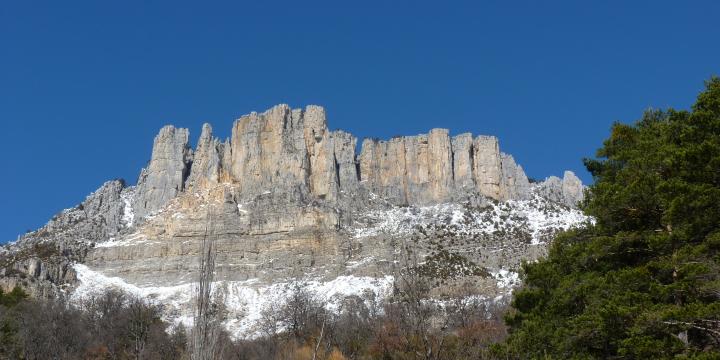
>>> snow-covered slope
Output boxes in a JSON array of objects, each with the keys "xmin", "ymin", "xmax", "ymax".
[{"xmin": 67, "ymin": 187, "xmax": 590, "ymax": 339}]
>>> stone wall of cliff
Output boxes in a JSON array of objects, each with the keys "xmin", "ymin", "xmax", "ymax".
[{"xmin": 127, "ymin": 104, "xmax": 584, "ymax": 221}]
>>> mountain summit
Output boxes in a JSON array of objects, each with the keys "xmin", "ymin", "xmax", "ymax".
[{"xmin": 1, "ymin": 104, "xmax": 589, "ymax": 338}]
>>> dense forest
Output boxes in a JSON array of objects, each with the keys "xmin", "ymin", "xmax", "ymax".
[{"xmin": 1, "ymin": 77, "xmax": 718, "ymax": 359}]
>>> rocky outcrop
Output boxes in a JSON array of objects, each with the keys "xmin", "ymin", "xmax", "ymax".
[
  {"xmin": 230, "ymin": 105, "xmax": 311, "ymax": 201},
  {"xmin": 332, "ymin": 131, "xmax": 359, "ymax": 192},
  {"xmin": 133, "ymin": 126, "xmax": 192, "ymax": 219},
  {"xmin": 562, "ymin": 170, "xmax": 585, "ymax": 206},
  {"xmin": 500, "ymin": 154, "xmax": 531, "ymax": 200},
  {"xmin": 187, "ymin": 123, "xmax": 223, "ymax": 189},
  {"xmin": 40, "ymin": 179, "xmax": 128, "ymax": 244},
  {"xmin": 116, "ymin": 104, "xmax": 567, "ymax": 210},
  {"xmin": 0, "ymin": 179, "xmax": 133, "ymax": 297},
  {"xmin": 451, "ymin": 133, "xmax": 474, "ymax": 191},
  {"xmin": 472, "ymin": 136, "xmax": 502, "ymax": 200},
  {"xmin": 536, "ymin": 170, "xmax": 586, "ymax": 207},
  {"xmin": 304, "ymin": 106, "xmax": 339, "ymax": 201}
]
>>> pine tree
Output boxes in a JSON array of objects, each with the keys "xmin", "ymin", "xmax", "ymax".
[{"xmin": 500, "ymin": 77, "xmax": 720, "ymax": 359}]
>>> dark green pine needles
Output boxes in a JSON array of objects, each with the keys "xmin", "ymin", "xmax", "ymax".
[{"xmin": 500, "ymin": 77, "xmax": 720, "ymax": 359}]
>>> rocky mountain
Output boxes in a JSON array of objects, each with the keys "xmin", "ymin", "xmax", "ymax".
[{"xmin": 0, "ymin": 104, "xmax": 589, "ymax": 338}]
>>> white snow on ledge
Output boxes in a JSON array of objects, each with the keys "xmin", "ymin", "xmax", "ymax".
[
  {"xmin": 351, "ymin": 194, "xmax": 591, "ymax": 245},
  {"xmin": 94, "ymin": 233, "xmax": 154, "ymax": 248},
  {"xmin": 71, "ymin": 264, "xmax": 393, "ymax": 339},
  {"xmin": 490, "ymin": 269, "xmax": 520, "ymax": 289}
]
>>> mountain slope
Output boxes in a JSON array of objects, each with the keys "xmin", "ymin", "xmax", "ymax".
[{"xmin": 1, "ymin": 104, "xmax": 589, "ymax": 338}]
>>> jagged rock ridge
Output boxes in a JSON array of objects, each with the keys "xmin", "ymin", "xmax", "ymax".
[{"xmin": 130, "ymin": 104, "xmax": 583, "ymax": 218}]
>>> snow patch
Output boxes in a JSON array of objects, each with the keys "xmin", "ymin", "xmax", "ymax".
[
  {"xmin": 72, "ymin": 264, "xmax": 393, "ymax": 340},
  {"xmin": 121, "ymin": 189, "xmax": 135, "ymax": 227},
  {"xmin": 490, "ymin": 269, "xmax": 520, "ymax": 289},
  {"xmin": 94, "ymin": 233, "xmax": 153, "ymax": 248},
  {"xmin": 352, "ymin": 194, "xmax": 590, "ymax": 245}
]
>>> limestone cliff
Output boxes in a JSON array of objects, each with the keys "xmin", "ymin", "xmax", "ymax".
[
  {"xmin": 125, "ymin": 104, "xmax": 583, "ymax": 211},
  {"xmin": 1, "ymin": 104, "xmax": 588, "ymax": 338},
  {"xmin": 133, "ymin": 126, "xmax": 193, "ymax": 219}
]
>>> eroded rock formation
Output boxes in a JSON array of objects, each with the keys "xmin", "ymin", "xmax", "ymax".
[
  {"xmin": 133, "ymin": 126, "xmax": 192, "ymax": 219},
  {"xmin": 2, "ymin": 104, "xmax": 588, "ymax": 337},
  {"xmin": 122, "ymin": 104, "xmax": 583, "ymax": 211}
]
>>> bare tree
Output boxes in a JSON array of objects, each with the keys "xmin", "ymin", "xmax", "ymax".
[
  {"xmin": 17, "ymin": 298, "xmax": 89, "ymax": 360},
  {"xmin": 127, "ymin": 297, "xmax": 161, "ymax": 360},
  {"xmin": 189, "ymin": 218, "xmax": 223, "ymax": 360},
  {"xmin": 384, "ymin": 244, "xmax": 447, "ymax": 360},
  {"xmin": 276, "ymin": 283, "xmax": 326, "ymax": 340}
]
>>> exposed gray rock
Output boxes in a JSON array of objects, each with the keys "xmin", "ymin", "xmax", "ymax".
[
  {"xmin": 304, "ymin": 105, "xmax": 339, "ymax": 201},
  {"xmin": 0, "ymin": 179, "xmax": 130, "ymax": 297},
  {"xmin": 187, "ymin": 123, "xmax": 222, "ymax": 189},
  {"xmin": 473, "ymin": 136, "xmax": 502, "ymax": 200},
  {"xmin": 230, "ymin": 105, "xmax": 311, "ymax": 201},
  {"xmin": 536, "ymin": 170, "xmax": 586, "ymax": 207},
  {"xmin": 43, "ymin": 179, "xmax": 127, "ymax": 243},
  {"xmin": 332, "ymin": 130, "xmax": 359, "ymax": 192},
  {"xmin": 451, "ymin": 133, "xmax": 474, "ymax": 191},
  {"xmin": 561, "ymin": 170, "xmax": 585, "ymax": 207},
  {"xmin": 426, "ymin": 129, "xmax": 454, "ymax": 203},
  {"xmin": 500, "ymin": 153, "xmax": 531, "ymax": 200},
  {"xmin": 133, "ymin": 125, "xmax": 192, "ymax": 219}
]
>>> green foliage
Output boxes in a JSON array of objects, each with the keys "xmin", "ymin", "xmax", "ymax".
[
  {"xmin": 501, "ymin": 77, "xmax": 720, "ymax": 359},
  {"xmin": 417, "ymin": 249, "xmax": 490, "ymax": 279},
  {"xmin": 0, "ymin": 286, "xmax": 27, "ymax": 358},
  {"xmin": 0, "ymin": 286, "xmax": 28, "ymax": 308}
]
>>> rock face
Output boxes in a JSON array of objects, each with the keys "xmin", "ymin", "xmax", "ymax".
[
  {"xmin": 133, "ymin": 126, "xmax": 192, "ymax": 219},
  {"xmin": 2, "ymin": 103, "xmax": 590, "ymax": 338},
  {"xmin": 472, "ymin": 136, "xmax": 503, "ymax": 200},
  {"xmin": 561, "ymin": 170, "xmax": 585, "ymax": 206},
  {"xmin": 451, "ymin": 133, "xmax": 474, "ymax": 191},
  {"xmin": 187, "ymin": 123, "xmax": 224, "ymax": 189},
  {"xmin": 500, "ymin": 154, "xmax": 531, "ymax": 200},
  {"xmin": 332, "ymin": 131, "xmax": 359, "ymax": 192},
  {"xmin": 536, "ymin": 170, "xmax": 586, "ymax": 207},
  {"xmin": 0, "ymin": 179, "xmax": 131, "ymax": 297},
  {"xmin": 157, "ymin": 104, "xmax": 548, "ymax": 207}
]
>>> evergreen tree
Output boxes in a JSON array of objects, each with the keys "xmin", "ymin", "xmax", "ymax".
[{"xmin": 501, "ymin": 78, "xmax": 720, "ymax": 359}]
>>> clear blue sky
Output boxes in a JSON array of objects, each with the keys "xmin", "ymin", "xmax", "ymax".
[{"xmin": 1, "ymin": 0, "xmax": 718, "ymax": 242}]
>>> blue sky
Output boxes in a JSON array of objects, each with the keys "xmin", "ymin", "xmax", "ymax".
[{"xmin": 1, "ymin": 0, "xmax": 718, "ymax": 242}]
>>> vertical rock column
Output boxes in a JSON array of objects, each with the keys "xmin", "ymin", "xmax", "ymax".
[
  {"xmin": 403, "ymin": 135, "xmax": 430, "ymax": 203},
  {"xmin": 472, "ymin": 135, "xmax": 502, "ymax": 199},
  {"xmin": 304, "ymin": 105, "xmax": 338, "ymax": 201},
  {"xmin": 427, "ymin": 129, "xmax": 453, "ymax": 202},
  {"xmin": 359, "ymin": 139, "xmax": 380, "ymax": 193},
  {"xmin": 332, "ymin": 130, "xmax": 359, "ymax": 192},
  {"xmin": 451, "ymin": 133, "xmax": 475, "ymax": 191},
  {"xmin": 133, "ymin": 125, "xmax": 192, "ymax": 219},
  {"xmin": 359, "ymin": 129, "xmax": 454, "ymax": 205},
  {"xmin": 186, "ymin": 123, "xmax": 222, "ymax": 189},
  {"xmin": 359, "ymin": 137, "xmax": 409, "ymax": 204},
  {"xmin": 561, "ymin": 170, "xmax": 584, "ymax": 206},
  {"xmin": 379, "ymin": 138, "xmax": 408, "ymax": 204}
]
